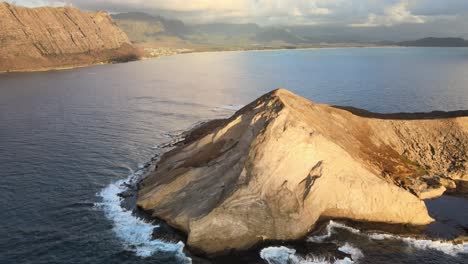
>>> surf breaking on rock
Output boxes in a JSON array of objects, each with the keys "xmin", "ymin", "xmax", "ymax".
[{"xmin": 95, "ymin": 166, "xmax": 189, "ymax": 260}]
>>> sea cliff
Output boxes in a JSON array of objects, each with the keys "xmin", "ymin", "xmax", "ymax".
[{"xmin": 0, "ymin": 2, "xmax": 139, "ymax": 72}]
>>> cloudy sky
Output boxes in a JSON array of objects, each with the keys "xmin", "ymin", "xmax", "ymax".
[{"xmin": 7, "ymin": 0, "xmax": 468, "ymax": 39}]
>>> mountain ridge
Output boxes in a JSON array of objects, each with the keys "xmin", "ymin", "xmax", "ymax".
[
  {"xmin": 111, "ymin": 12, "xmax": 312, "ymax": 48},
  {"xmin": 0, "ymin": 2, "xmax": 140, "ymax": 72},
  {"xmin": 111, "ymin": 11, "xmax": 468, "ymax": 49},
  {"xmin": 396, "ymin": 37, "xmax": 468, "ymax": 47}
]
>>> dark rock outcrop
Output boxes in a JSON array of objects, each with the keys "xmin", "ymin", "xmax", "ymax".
[{"xmin": 0, "ymin": 2, "xmax": 140, "ymax": 72}]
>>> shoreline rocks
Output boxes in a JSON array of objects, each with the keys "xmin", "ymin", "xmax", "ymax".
[{"xmin": 137, "ymin": 89, "xmax": 467, "ymax": 255}]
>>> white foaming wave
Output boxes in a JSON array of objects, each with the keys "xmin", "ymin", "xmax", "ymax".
[
  {"xmin": 309, "ymin": 220, "xmax": 468, "ymax": 257},
  {"xmin": 95, "ymin": 171, "xmax": 191, "ymax": 262},
  {"xmin": 338, "ymin": 243, "xmax": 363, "ymax": 261},
  {"xmin": 212, "ymin": 104, "xmax": 244, "ymax": 112},
  {"xmin": 368, "ymin": 232, "xmax": 468, "ymax": 256},
  {"xmin": 308, "ymin": 221, "xmax": 361, "ymax": 243},
  {"xmin": 260, "ymin": 246, "xmax": 354, "ymax": 264},
  {"xmin": 403, "ymin": 238, "xmax": 468, "ymax": 256},
  {"xmin": 367, "ymin": 233, "xmax": 393, "ymax": 240},
  {"xmin": 260, "ymin": 246, "xmax": 297, "ymax": 264}
]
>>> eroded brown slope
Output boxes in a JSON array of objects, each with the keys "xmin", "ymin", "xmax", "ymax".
[
  {"xmin": 136, "ymin": 89, "xmax": 467, "ymax": 255},
  {"xmin": 0, "ymin": 2, "xmax": 140, "ymax": 72}
]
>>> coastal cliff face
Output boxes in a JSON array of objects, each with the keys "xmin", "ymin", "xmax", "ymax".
[
  {"xmin": 0, "ymin": 2, "xmax": 139, "ymax": 72},
  {"xmin": 137, "ymin": 89, "xmax": 468, "ymax": 255}
]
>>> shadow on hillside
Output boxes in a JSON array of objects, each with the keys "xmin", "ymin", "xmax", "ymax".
[{"xmin": 333, "ymin": 106, "xmax": 468, "ymax": 120}]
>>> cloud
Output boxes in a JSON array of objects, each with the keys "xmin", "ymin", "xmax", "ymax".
[
  {"xmin": 411, "ymin": 0, "xmax": 468, "ymax": 16},
  {"xmin": 350, "ymin": 0, "xmax": 425, "ymax": 27},
  {"xmin": 6, "ymin": 0, "xmax": 66, "ymax": 7},
  {"xmin": 8, "ymin": 0, "xmax": 336, "ymax": 24},
  {"xmin": 6, "ymin": 0, "xmax": 468, "ymax": 31}
]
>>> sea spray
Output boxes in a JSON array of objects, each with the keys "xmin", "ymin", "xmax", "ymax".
[
  {"xmin": 310, "ymin": 220, "xmax": 468, "ymax": 257},
  {"xmin": 368, "ymin": 231, "xmax": 468, "ymax": 256},
  {"xmin": 260, "ymin": 246, "xmax": 355, "ymax": 264},
  {"xmin": 337, "ymin": 243, "xmax": 363, "ymax": 261},
  {"xmin": 95, "ymin": 170, "xmax": 191, "ymax": 262},
  {"xmin": 308, "ymin": 221, "xmax": 361, "ymax": 243},
  {"xmin": 95, "ymin": 130, "xmax": 192, "ymax": 261},
  {"xmin": 97, "ymin": 121, "xmax": 229, "ymax": 260}
]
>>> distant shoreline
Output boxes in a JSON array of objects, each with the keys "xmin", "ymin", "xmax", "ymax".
[
  {"xmin": 0, "ymin": 62, "xmax": 108, "ymax": 74},
  {"xmin": 3, "ymin": 45, "xmax": 467, "ymax": 74},
  {"xmin": 0, "ymin": 45, "xmax": 375, "ymax": 74}
]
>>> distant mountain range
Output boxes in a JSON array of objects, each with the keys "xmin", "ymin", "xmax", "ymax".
[
  {"xmin": 112, "ymin": 12, "xmax": 189, "ymax": 39},
  {"xmin": 111, "ymin": 12, "xmax": 468, "ymax": 49},
  {"xmin": 394, "ymin": 37, "xmax": 468, "ymax": 47},
  {"xmin": 111, "ymin": 12, "xmax": 315, "ymax": 48}
]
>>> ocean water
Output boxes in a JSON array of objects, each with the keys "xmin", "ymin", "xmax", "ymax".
[{"xmin": 0, "ymin": 47, "xmax": 468, "ymax": 264}]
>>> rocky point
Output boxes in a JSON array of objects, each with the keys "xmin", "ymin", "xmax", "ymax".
[{"xmin": 137, "ymin": 89, "xmax": 468, "ymax": 255}]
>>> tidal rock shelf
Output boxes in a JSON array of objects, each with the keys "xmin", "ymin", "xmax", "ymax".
[{"xmin": 136, "ymin": 89, "xmax": 467, "ymax": 255}]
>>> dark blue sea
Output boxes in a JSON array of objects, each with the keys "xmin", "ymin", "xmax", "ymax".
[{"xmin": 1, "ymin": 48, "xmax": 467, "ymax": 264}]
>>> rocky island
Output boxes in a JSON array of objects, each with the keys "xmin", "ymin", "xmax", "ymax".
[
  {"xmin": 0, "ymin": 2, "xmax": 140, "ymax": 72},
  {"xmin": 137, "ymin": 89, "xmax": 467, "ymax": 256}
]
